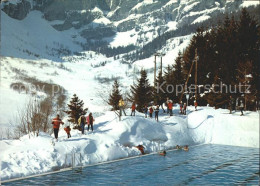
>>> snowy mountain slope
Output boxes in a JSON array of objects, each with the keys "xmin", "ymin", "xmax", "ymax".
[
  {"xmin": 0, "ymin": 5, "xmax": 194, "ymax": 132},
  {"xmin": 0, "ymin": 10, "xmax": 82, "ymax": 61},
  {"xmin": 0, "ymin": 1, "xmax": 259, "ymax": 134},
  {"xmin": 1, "ymin": 0, "xmax": 259, "ymax": 59},
  {"xmin": 0, "ymin": 107, "xmax": 258, "ymax": 181}
]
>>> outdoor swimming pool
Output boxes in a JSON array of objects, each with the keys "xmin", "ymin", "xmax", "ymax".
[{"xmin": 2, "ymin": 144, "xmax": 259, "ymax": 185}]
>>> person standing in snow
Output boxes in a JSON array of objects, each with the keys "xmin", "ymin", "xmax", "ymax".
[
  {"xmin": 64, "ymin": 126, "xmax": 71, "ymax": 138},
  {"xmin": 154, "ymin": 105, "xmax": 159, "ymax": 122},
  {"xmin": 229, "ymin": 96, "xmax": 234, "ymax": 114},
  {"xmin": 194, "ymin": 100, "xmax": 198, "ymax": 111},
  {"xmin": 118, "ymin": 98, "xmax": 126, "ymax": 116},
  {"xmin": 236, "ymin": 98, "xmax": 239, "ymax": 111},
  {"xmin": 131, "ymin": 102, "xmax": 136, "ymax": 116},
  {"xmin": 255, "ymin": 98, "xmax": 259, "ymax": 111},
  {"xmin": 87, "ymin": 113, "xmax": 95, "ymax": 132},
  {"xmin": 166, "ymin": 97, "xmax": 170, "ymax": 114},
  {"xmin": 183, "ymin": 103, "xmax": 187, "ymax": 115},
  {"xmin": 78, "ymin": 115, "xmax": 86, "ymax": 134},
  {"xmin": 52, "ymin": 114, "xmax": 64, "ymax": 141},
  {"xmin": 149, "ymin": 106, "xmax": 154, "ymax": 118},
  {"xmin": 143, "ymin": 104, "xmax": 148, "ymax": 118},
  {"xmin": 239, "ymin": 100, "xmax": 244, "ymax": 116},
  {"xmin": 179, "ymin": 101, "xmax": 183, "ymax": 115},
  {"xmin": 168, "ymin": 100, "xmax": 173, "ymax": 116}
]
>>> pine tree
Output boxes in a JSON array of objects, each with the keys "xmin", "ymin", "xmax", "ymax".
[
  {"xmin": 108, "ymin": 80, "xmax": 122, "ymax": 111},
  {"xmin": 65, "ymin": 94, "xmax": 88, "ymax": 125},
  {"xmin": 236, "ymin": 61, "xmax": 255, "ymax": 110},
  {"xmin": 172, "ymin": 52, "xmax": 184, "ymax": 101},
  {"xmin": 130, "ymin": 69, "xmax": 152, "ymax": 111},
  {"xmin": 163, "ymin": 65, "xmax": 174, "ymax": 99},
  {"xmin": 154, "ymin": 71, "xmax": 166, "ymax": 106},
  {"xmin": 237, "ymin": 8, "xmax": 259, "ymax": 102}
]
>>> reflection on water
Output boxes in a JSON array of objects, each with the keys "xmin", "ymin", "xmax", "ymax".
[{"xmin": 3, "ymin": 145, "xmax": 259, "ymax": 185}]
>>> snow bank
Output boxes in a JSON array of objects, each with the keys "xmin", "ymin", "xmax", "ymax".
[
  {"xmin": 240, "ymin": 1, "xmax": 260, "ymax": 8},
  {"xmin": 187, "ymin": 107, "xmax": 259, "ymax": 148},
  {"xmin": 0, "ymin": 107, "xmax": 259, "ymax": 181}
]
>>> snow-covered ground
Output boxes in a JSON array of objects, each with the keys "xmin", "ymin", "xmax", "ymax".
[
  {"xmin": 0, "ymin": 106, "xmax": 259, "ymax": 181},
  {"xmin": 0, "ymin": 1, "xmax": 259, "ymax": 182}
]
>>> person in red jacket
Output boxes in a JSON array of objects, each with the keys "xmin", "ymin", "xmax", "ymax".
[
  {"xmin": 52, "ymin": 114, "xmax": 64, "ymax": 141},
  {"xmin": 194, "ymin": 100, "xmax": 198, "ymax": 111},
  {"xmin": 149, "ymin": 106, "xmax": 154, "ymax": 118},
  {"xmin": 87, "ymin": 113, "xmax": 95, "ymax": 132},
  {"xmin": 64, "ymin": 126, "xmax": 71, "ymax": 138},
  {"xmin": 183, "ymin": 103, "xmax": 187, "ymax": 115},
  {"xmin": 131, "ymin": 102, "xmax": 136, "ymax": 116},
  {"xmin": 168, "ymin": 100, "xmax": 173, "ymax": 116}
]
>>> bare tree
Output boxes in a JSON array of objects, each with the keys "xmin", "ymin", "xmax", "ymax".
[
  {"xmin": 12, "ymin": 95, "xmax": 54, "ymax": 138},
  {"xmin": 96, "ymin": 84, "xmax": 130, "ymax": 121}
]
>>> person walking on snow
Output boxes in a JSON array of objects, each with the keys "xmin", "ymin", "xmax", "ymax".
[
  {"xmin": 87, "ymin": 113, "xmax": 95, "ymax": 131},
  {"xmin": 118, "ymin": 98, "xmax": 126, "ymax": 116},
  {"xmin": 78, "ymin": 115, "xmax": 86, "ymax": 134},
  {"xmin": 143, "ymin": 105, "xmax": 148, "ymax": 118},
  {"xmin": 149, "ymin": 106, "xmax": 154, "ymax": 118},
  {"xmin": 166, "ymin": 97, "xmax": 170, "ymax": 114},
  {"xmin": 183, "ymin": 103, "xmax": 187, "ymax": 115},
  {"xmin": 236, "ymin": 98, "xmax": 239, "ymax": 111},
  {"xmin": 194, "ymin": 100, "xmax": 198, "ymax": 111},
  {"xmin": 131, "ymin": 102, "xmax": 136, "ymax": 116},
  {"xmin": 179, "ymin": 101, "xmax": 183, "ymax": 114},
  {"xmin": 64, "ymin": 126, "xmax": 71, "ymax": 138},
  {"xmin": 239, "ymin": 100, "xmax": 244, "ymax": 116},
  {"xmin": 52, "ymin": 114, "xmax": 64, "ymax": 141},
  {"xmin": 168, "ymin": 100, "xmax": 173, "ymax": 116},
  {"xmin": 154, "ymin": 105, "xmax": 159, "ymax": 122}
]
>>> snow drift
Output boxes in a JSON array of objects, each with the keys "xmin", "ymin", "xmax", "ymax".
[{"xmin": 0, "ymin": 107, "xmax": 259, "ymax": 181}]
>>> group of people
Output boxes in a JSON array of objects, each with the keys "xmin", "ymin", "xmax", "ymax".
[
  {"xmin": 51, "ymin": 113, "xmax": 95, "ymax": 141},
  {"xmin": 118, "ymin": 98, "xmax": 199, "ymax": 122},
  {"xmin": 78, "ymin": 113, "xmax": 95, "ymax": 134},
  {"xmin": 229, "ymin": 96, "xmax": 245, "ymax": 116}
]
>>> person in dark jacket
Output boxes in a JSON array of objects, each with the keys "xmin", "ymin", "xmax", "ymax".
[
  {"xmin": 78, "ymin": 115, "xmax": 86, "ymax": 134},
  {"xmin": 180, "ymin": 101, "xmax": 183, "ymax": 114},
  {"xmin": 52, "ymin": 114, "xmax": 64, "ymax": 141},
  {"xmin": 87, "ymin": 113, "xmax": 95, "ymax": 131},
  {"xmin": 239, "ymin": 100, "xmax": 244, "ymax": 116},
  {"xmin": 154, "ymin": 105, "xmax": 159, "ymax": 122},
  {"xmin": 229, "ymin": 96, "xmax": 234, "ymax": 114},
  {"xmin": 143, "ymin": 105, "xmax": 148, "ymax": 118}
]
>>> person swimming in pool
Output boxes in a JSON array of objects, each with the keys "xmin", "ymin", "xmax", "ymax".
[
  {"xmin": 183, "ymin": 145, "xmax": 189, "ymax": 151},
  {"xmin": 159, "ymin": 150, "xmax": 166, "ymax": 156},
  {"xmin": 176, "ymin": 145, "xmax": 182, "ymax": 150},
  {"xmin": 135, "ymin": 145, "xmax": 145, "ymax": 155}
]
